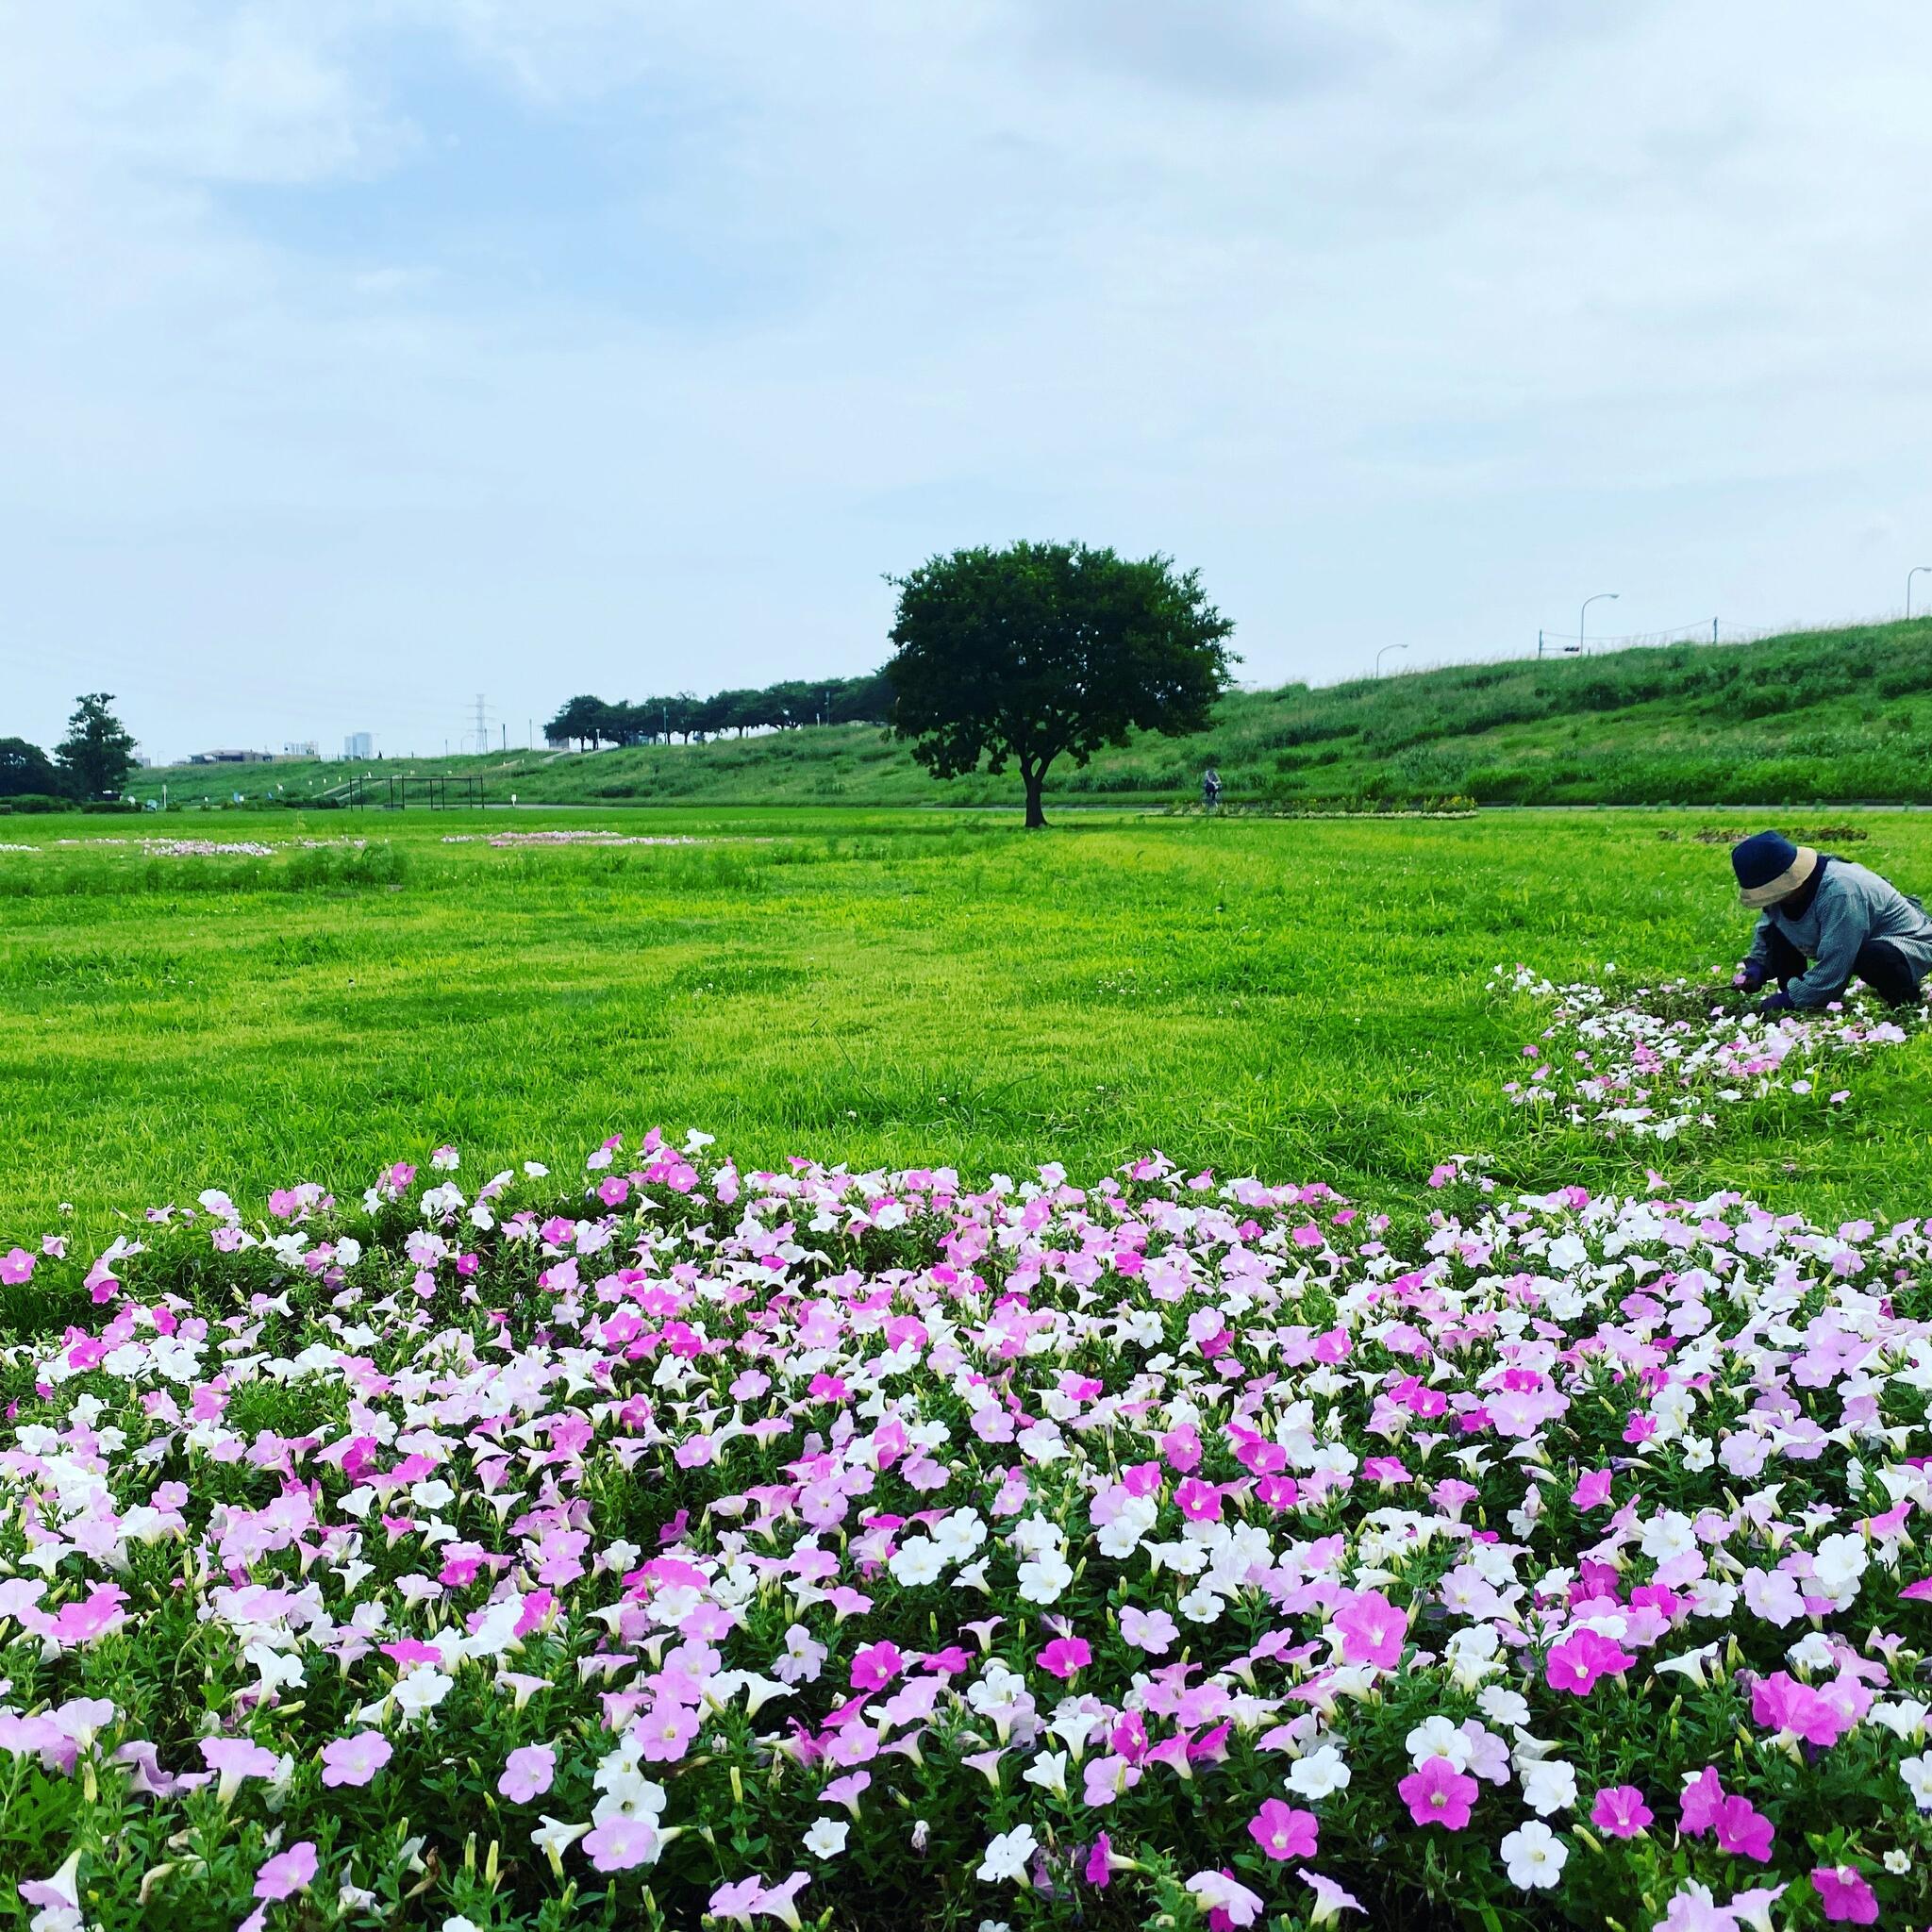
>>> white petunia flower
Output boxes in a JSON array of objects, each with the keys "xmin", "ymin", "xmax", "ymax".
[{"xmin": 1499, "ymin": 1820, "xmax": 1567, "ymax": 1890}]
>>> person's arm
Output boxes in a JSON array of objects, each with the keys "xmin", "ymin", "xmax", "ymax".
[
  {"xmin": 1736, "ymin": 915, "xmax": 1773, "ymax": 990},
  {"xmin": 1774, "ymin": 891, "xmax": 1866, "ymax": 1009}
]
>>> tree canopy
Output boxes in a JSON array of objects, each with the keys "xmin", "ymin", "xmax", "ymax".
[
  {"xmin": 543, "ymin": 675, "xmax": 893, "ymax": 750},
  {"xmin": 55, "ymin": 693, "xmax": 138, "ymax": 799},
  {"xmin": 884, "ymin": 541, "xmax": 1236, "ymax": 826},
  {"xmin": 0, "ymin": 737, "xmax": 63, "ymax": 799}
]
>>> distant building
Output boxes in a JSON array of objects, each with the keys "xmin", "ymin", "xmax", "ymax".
[
  {"xmin": 343, "ymin": 731, "xmax": 374, "ymax": 759},
  {"xmin": 279, "ymin": 740, "xmax": 319, "ymax": 760},
  {"xmin": 188, "ymin": 748, "xmax": 273, "ymax": 765}
]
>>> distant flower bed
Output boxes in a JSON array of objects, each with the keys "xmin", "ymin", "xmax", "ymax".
[
  {"xmin": 440, "ymin": 831, "xmax": 702, "ymax": 849},
  {"xmin": 136, "ymin": 838, "xmax": 276, "ymax": 858},
  {"xmin": 4, "ymin": 1136, "xmax": 1930, "ymax": 1928},
  {"xmin": 1497, "ymin": 963, "xmax": 1921, "ymax": 1140}
]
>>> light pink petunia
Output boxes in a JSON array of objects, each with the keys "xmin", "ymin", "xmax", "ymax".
[
  {"xmin": 320, "ymin": 1733, "xmax": 391, "ymax": 1790},
  {"xmin": 499, "ymin": 1744, "xmax": 557, "ymax": 1803},
  {"xmin": 253, "ymin": 1840, "xmax": 317, "ymax": 1901},
  {"xmin": 583, "ymin": 1816, "xmax": 661, "ymax": 1872},
  {"xmin": 1298, "ymin": 1869, "xmax": 1365, "ymax": 1924},
  {"xmin": 200, "ymin": 1737, "xmax": 280, "ymax": 1804}
]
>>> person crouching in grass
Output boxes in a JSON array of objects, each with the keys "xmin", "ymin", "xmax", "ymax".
[{"xmin": 1731, "ymin": 830, "xmax": 1932, "ymax": 1014}]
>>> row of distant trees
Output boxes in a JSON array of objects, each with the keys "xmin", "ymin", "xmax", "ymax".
[
  {"xmin": 0, "ymin": 695, "xmax": 139, "ymax": 800},
  {"xmin": 544, "ymin": 674, "xmax": 894, "ymax": 750},
  {"xmin": 539, "ymin": 544, "xmax": 1233, "ymax": 825}
]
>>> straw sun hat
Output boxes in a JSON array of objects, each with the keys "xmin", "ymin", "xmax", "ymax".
[{"xmin": 1731, "ymin": 830, "xmax": 1819, "ymax": 911}]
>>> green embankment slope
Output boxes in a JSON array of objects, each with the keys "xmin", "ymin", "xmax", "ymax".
[{"xmin": 121, "ymin": 616, "xmax": 1932, "ymax": 810}]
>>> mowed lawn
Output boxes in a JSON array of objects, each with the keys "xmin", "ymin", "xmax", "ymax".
[{"xmin": 8, "ymin": 805, "xmax": 1932, "ymax": 1282}]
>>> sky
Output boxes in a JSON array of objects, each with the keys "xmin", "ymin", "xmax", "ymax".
[{"xmin": 6, "ymin": 1, "xmax": 1932, "ymax": 763}]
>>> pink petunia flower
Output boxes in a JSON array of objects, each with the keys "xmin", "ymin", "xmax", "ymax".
[
  {"xmin": 1331, "ymin": 1589, "xmax": 1407, "ymax": 1669},
  {"xmin": 200, "ymin": 1737, "xmax": 280, "ymax": 1804},
  {"xmin": 1570, "ymin": 1467, "xmax": 1613, "ymax": 1509}
]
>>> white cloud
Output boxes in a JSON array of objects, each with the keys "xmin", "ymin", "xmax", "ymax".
[{"xmin": 4, "ymin": 0, "xmax": 1932, "ymax": 756}]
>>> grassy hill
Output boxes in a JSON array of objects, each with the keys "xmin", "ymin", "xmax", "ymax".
[{"xmin": 119, "ymin": 616, "xmax": 1932, "ymax": 813}]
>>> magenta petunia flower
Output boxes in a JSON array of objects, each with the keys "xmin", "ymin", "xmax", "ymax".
[
  {"xmin": 1812, "ymin": 1865, "xmax": 1879, "ymax": 1924},
  {"xmin": 1588, "ymin": 1785, "xmax": 1653, "ymax": 1838},
  {"xmin": 1544, "ymin": 1627, "xmax": 1637, "ymax": 1696},
  {"xmin": 1174, "ymin": 1476, "xmax": 1223, "ymax": 1522},
  {"xmin": 1397, "ymin": 1757, "xmax": 1478, "ymax": 1830},
  {"xmin": 1570, "ymin": 1467, "xmax": 1613, "ymax": 1509},
  {"xmin": 849, "ymin": 1641, "xmax": 905, "ymax": 1691},
  {"xmin": 1714, "ymin": 1795, "xmax": 1774, "ymax": 1864},
  {"xmin": 1036, "ymin": 1637, "xmax": 1091, "ymax": 1679},
  {"xmin": 1679, "ymin": 1764, "xmax": 1725, "ymax": 1837},
  {"xmin": 1247, "ymin": 1798, "xmax": 1319, "ymax": 1861}
]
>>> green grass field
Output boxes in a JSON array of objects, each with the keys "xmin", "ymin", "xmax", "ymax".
[
  {"xmin": 107, "ymin": 614, "xmax": 1932, "ymax": 812},
  {"xmin": 8, "ymin": 805, "xmax": 1932, "ymax": 1331}
]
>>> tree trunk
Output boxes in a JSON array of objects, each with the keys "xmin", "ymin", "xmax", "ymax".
[{"xmin": 1023, "ymin": 759, "xmax": 1047, "ymax": 829}]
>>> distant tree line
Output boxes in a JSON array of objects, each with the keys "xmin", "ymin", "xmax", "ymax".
[
  {"xmin": 543, "ymin": 673, "xmax": 893, "ymax": 751},
  {"xmin": 0, "ymin": 694, "xmax": 139, "ymax": 803}
]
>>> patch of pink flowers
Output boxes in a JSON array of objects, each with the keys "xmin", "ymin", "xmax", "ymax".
[
  {"xmin": 1, "ymin": 1129, "xmax": 1928, "ymax": 1928},
  {"xmin": 1495, "ymin": 962, "xmax": 1916, "ymax": 1140}
]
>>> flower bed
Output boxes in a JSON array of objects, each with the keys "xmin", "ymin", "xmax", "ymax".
[
  {"xmin": 1497, "ymin": 964, "xmax": 1921, "ymax": 1141},
  {"xmin": 439, "ymin": 832, "xmax": 702, "ymax": 849},
  {"xmin": 3, "ymin": 1138, "xmax": 1931, "ymax": 1929}
]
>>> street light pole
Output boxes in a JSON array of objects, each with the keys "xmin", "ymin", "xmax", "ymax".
[
  {"xmin": 1909, "ymin": 567, "xmax": 1932, "ymax": 620},
  {"xmin": 1375, "ymin": 643, "xmax": 1409, "ymax": 678},
  {"xmin": 1580, "ymin": 591, "xmax": 1619, "ymax": 654}
]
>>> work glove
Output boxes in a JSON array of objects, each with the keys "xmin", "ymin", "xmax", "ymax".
[
  {"xmin": 1734, "ymin": 962, "xmax": 1765, "ymax": 992},
  {"xmin": 1757, "ymin": 990, "xmax": 1793, "ymax": 1016}
]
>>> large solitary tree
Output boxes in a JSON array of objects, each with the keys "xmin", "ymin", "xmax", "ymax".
[
  {"xmin": 885, "ymin": 541, "xmax": 1235, "ymax": 827},
  {"xmin": 55, "ymin": 693, "xmax": 138, "ymax": 799}
]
